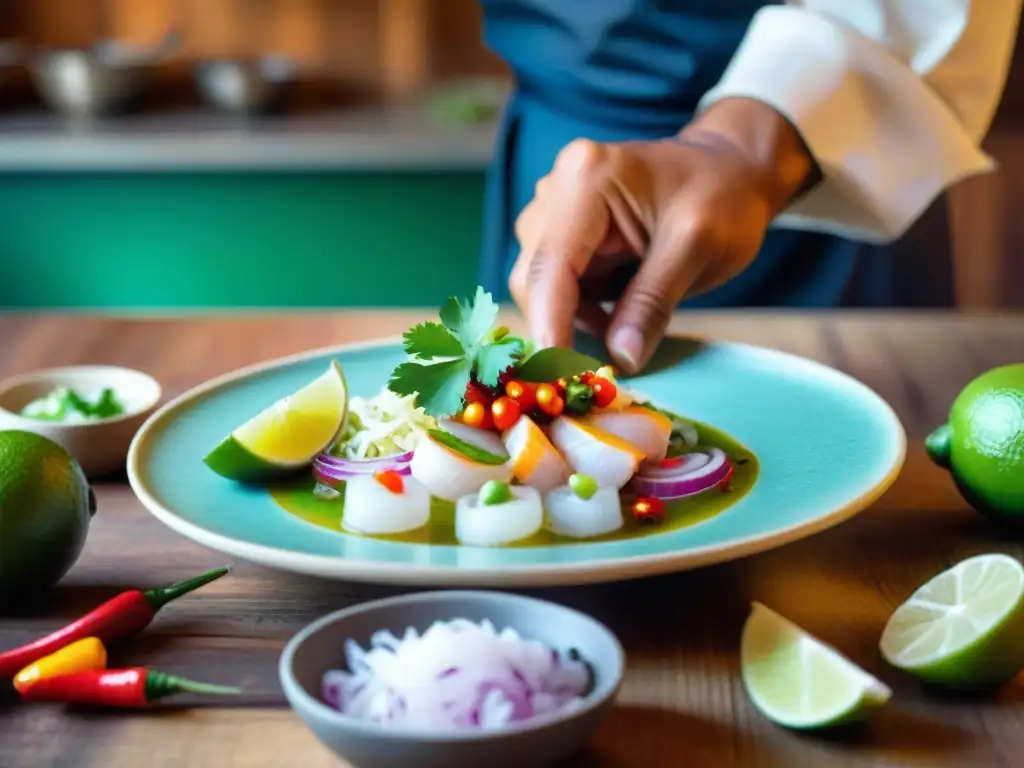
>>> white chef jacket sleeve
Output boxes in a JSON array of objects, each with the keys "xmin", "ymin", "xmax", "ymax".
[{"xmin": 697, "ymin": 1, "xmax": 1023, "ymax": 242}]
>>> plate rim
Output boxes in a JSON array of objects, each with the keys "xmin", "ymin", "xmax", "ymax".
[{"xmin": 126, "ymin": 335, "xmax": 907, "ymax": 587}]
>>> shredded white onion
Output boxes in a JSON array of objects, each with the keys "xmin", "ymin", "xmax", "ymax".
[
  {"xmin": 333, "ymin": 388, "xmax": 436, "ymax": 460},
  {"xmin": 321, "ymin": 618, "xmax": 592, "ymax": 730}
]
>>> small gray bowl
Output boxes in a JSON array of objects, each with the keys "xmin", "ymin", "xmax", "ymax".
[{"xmin": 279, "ymin": 591, "xmax": 625, "ymax": 768}]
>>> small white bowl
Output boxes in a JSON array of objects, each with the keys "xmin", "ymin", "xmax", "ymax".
[{"xmin": 0, "ymin": 365, "xmax": 162, "ymax": 478}]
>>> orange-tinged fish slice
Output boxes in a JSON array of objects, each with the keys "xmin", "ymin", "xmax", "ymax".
[
  {"xmin": 502, "ymin": 416, "xmax": 572, "ymax": 493},
  {"xmin": 583, "ymin": 406, "xmax": 673, "ymax": 463},
  {"xmin": 548, "ymin": 416, "xmax": 647, "ymax": 489}
]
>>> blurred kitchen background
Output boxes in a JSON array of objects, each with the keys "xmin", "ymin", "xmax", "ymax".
[{"xmin": 0, "ymin": 0, "xmax": 1020, "ymax": 311}]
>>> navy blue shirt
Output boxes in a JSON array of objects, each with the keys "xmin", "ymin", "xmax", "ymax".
[{"xmin": 476, "ymin": 0, "xmax": 953, "ymax": 308}]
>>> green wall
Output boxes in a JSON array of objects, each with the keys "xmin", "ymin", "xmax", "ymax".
[{"xmin": 0, "ymin": 171, "xmax": 486, "ymax": 309}]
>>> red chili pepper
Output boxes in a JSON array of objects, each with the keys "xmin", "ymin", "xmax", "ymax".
[
  {"xmin": 463, "ymin": 380, "xmax": 492, "ymax": 407},
  {"xmin": 0, "ymin": 566, "xmax": 230, "ymax": 679},
  {"xmin": 15, "ymin": 667, "xmax": 240, "ymax": 707},
  {"xmin": 374, "ymin": 469, "xmax": 404, "ymax": 494},
  {"xmin": 503, "ymin": 380, "xmax": 536, "ymax": 412},
  {"xmin": 631, "ymin": 496, "xmax": 665, "ymax": 524},
  {"xmin": 590, "ymin": 377, "xmax": 617, "ymax": 409},
  {"xmin": 718, "ymin": 459, "xmax": 735, "ymax": 492},
  {"xmin": 491, "ymin": 396, "xmax": 522, "ymax": 432}
]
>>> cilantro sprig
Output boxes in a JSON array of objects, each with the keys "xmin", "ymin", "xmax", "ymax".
[{"xmin": 388, "ymin": 287, "xmax": 527, "ymax": 417}]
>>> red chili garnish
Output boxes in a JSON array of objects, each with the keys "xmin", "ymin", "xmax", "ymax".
[
  {"xmin": 491, "ymin": 396, "xmax": 522, "ymax": 432},
  {"xmin": 535, "ymin": 383, "xmax": 565, "ymax": 417},
  {"xmin": 462, "ymin": 401, "xmax": 493, "ymax": 430},
  {"xmin": 718, "ymin": 459, "xmax": 735, "ymax": 492},
  {"xmin": 590, "ymin": 377, "xmax": 617, "ymax": 408},
  {"xmin": 554, "ymin": 377, "xmax": 569, "ymax": 395},
  {"xmin": 464, "ymin": 381, "xmax": 492, "ymax": 406},
  {"xmin": 0, "ymin": 567, "xmax": 231, "ymax": 679},
  {"xmin": 496, "ymin": 366, "xmax": 517, "ymax": 389},
  {"xmin": 504, "ymin": 380, "xmax": 536, "ymax": 412},
  {"xmin": 631, "ymin": 496, "xmax": 665, "ymax": 524},
  {"xmin": 658, "ymin": 456, "xmax": 685, "ymax": 469},
  {"xmin": 374, "ymin": 469, "xmax": 405, "ymax": 494},
  {"xmin": 15, "ymin": 667, "xmax": 239, "ymax": 707},
  {"xmin": 579, "ymin": 371, "xmax": 595, "ymax": 385}
]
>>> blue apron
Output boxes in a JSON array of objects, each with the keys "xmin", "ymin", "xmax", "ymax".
[{"xmin": 477, "ymin": 0, "xmax": 954, "ymax": 308}]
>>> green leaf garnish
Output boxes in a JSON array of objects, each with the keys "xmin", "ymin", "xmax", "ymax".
[
  {"xmin": 428, "ymin": 428, "xmax": 510, "ymax": 465},
  {"xmin": 19, "ymin": 386, "xmax": 126, "ymax": 422},
  {"xmin": 440, "ymin": 286, "xmax": 499, "ymax": 349},
  {"xmin": 515, "ymin": 348, "xmax": 604, "ymax": 383},
  {"xmin": 389, "ymin": 358, "xmax": 473, "ymax": 418},
  {"xmin": 91, "ymin": 388, "xmax": 125, "ymax": 418},
  {"xmin": 475, "ymin": 338, "xmax": 524, "ymax": 388},
  {"xmin": 402, "ymin": 322, "xmax": 464, "ymax": 360},
  {"xmin": 387, "ymin": 287, "xmax": 527, "ymax": 417}
]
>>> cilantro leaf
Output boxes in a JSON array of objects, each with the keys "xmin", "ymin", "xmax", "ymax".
[
  {"xmin": 439, "ymin": 286, "xmax": 499, "ymax": 350},
  {"xmin": 475, "ymin": 337, "xmax": 525, "ymax": 387},
  {"xmin": 388, "ymin": 358, "xmax": 473, "ymax": 417},
  {"xmin": 439, "ymin": 295, "xmax": 462, "ymax": 335},
  {"xmin": 402, "ymin": 321, "xmax": 464, "ymax": 360},
  {"xmin": 389, "ymin": 286, "xmax": 520, "ymax": 417},
  {"xmin": 91, "ymin": 388, "xmax": 125, "ymax": 418}
]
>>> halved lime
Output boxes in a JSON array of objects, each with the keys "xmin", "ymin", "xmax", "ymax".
[
  {"xmin": 741, "ymin": 602, "xmax": 891, "ymax": 729},
  {"xmin": 204, "ymin": 361, "xmax": 348, "ymax": 483},
  {"xmin": 879, "ymin": 553, "xmax": 1024, "ymax": 688}
]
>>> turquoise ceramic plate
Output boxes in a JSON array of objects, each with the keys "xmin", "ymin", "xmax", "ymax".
[{"xmin": 127, "ymin": 337, "xmax": 905, "ymax": 587}]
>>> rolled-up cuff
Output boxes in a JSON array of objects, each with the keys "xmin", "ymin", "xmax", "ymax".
[{"xmin": 697, "ymin": 6, "xmax": 996, "ymax": 243}]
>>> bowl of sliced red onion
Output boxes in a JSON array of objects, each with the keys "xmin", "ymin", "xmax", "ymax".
[{"xmin": 279, "ymin": 591, "xmax": 625, "ymax": 768}]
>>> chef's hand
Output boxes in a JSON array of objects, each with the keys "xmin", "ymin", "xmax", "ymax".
[{"xmin": 509, "ymin": 97, "xmax": 818, "ymax": 373}]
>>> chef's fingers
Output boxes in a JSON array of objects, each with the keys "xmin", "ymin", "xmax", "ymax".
[
  {"xmin": 606, "ymin": 198, "xmax": 717, "ymax": 372},
  {"xmin": 510, "ymin": 140, "xmax": 613, "ymax": 349}
]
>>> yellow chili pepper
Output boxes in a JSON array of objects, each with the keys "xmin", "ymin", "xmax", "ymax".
[{"xmin": 13, "ymin": 637, "xmax": 107, "ymax": 693}]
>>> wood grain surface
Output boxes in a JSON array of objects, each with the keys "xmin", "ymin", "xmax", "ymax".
[{"xmin": 1, "ymin": 311, "xmax": 1024, "ymax": 768}]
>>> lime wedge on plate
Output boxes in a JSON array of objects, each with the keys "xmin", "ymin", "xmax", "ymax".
[
  {"xmin": 879, "ymin": 553, "xmax": 1024, "ymax": 689},
  {"xmin": 741, "ymin": 602, "xmax": 891, "ymax": 729},
  {"xmin": 204, "ymin": 360, "xmax": 348, "ymax": 483}
]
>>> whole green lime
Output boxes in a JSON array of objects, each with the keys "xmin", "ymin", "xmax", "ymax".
[
  {"xmin": 927, "ymin": 364, "xmax": 1024, "ymax": 524},
  {"xmin": 0, "ymin": 430, "xmax": 96, "ymax": 606}
]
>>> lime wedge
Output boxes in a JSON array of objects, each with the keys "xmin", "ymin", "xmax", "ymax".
[
  {"xmin": 879, "ymin": 553, "xmax": 1024, "ymax": 688},
  {"xmin": 204, "ymin": 361, "xmax": 348, "ymax": 483},
  {"xmin": 741, "ymin": 602, "xmax": 891, "ymax": 729}
]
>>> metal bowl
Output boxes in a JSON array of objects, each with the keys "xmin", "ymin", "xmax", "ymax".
[
  {"xmin": 30, "ymin": 48, "xmax": 150, "ymax": 118},
  {"xmin": 193, "ymin": 56, "xmax": 296, "ymax": 116},
  {"xmin": 29, "ymin": 31, "xmax": 179, "ymax": 119}
]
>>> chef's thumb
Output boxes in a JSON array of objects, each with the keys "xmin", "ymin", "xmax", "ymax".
[{"xmin": 606, "ymin": 212, "xmax": 709, "ymax": 373}]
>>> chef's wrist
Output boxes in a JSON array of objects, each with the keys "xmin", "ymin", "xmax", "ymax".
[{"xmin": 680, "ymin": 96, "xmax": 820, "ymax": 214}]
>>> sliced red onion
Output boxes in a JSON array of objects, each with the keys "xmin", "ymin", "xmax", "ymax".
[
  {"xmin": 316, "ymin": 450, "xmax": 413, "ymax": 468},
  {"xmin": 313, "ymin": 453, "xmax": 412, "ymax": 488},
  {"xmin": 631, "ymin": 448, "xmax": 732, "ymax": 500},
  {"xmin": 321, "ymin": 618, "xmax": 592, "ymax": 731}
]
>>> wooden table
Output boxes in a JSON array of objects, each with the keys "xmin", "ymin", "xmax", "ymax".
[{"xmin": 2, "ymin": 311, "xmax": 1024, "ymax": 768}]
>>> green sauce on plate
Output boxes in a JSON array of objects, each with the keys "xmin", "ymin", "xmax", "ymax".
[{"xmin": 271, "ymin": 413, "xmax": 758, "ymax": 546}]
